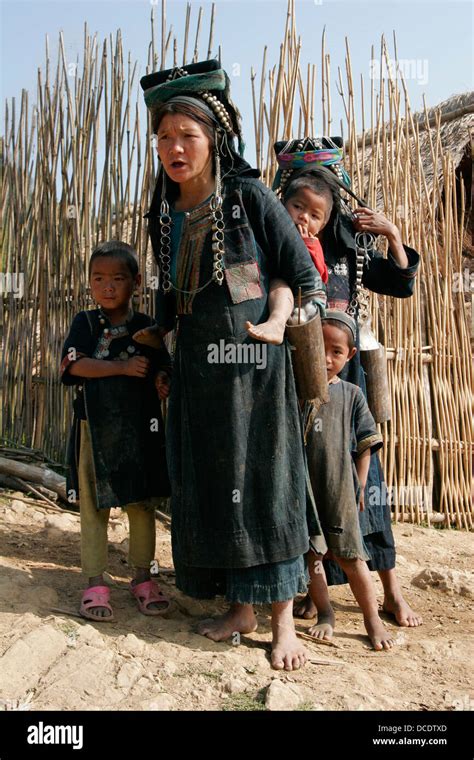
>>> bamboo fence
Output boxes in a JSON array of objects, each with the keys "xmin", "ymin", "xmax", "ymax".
[
  {"xmin": 1, "ymin": 0, "xmax": 472, "ymax": 528},
  {"xmin": 1, "ymin": 2, "xmax": 214, "ymax": 464}
]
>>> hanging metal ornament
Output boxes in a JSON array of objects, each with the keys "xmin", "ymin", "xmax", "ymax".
[
  {"xmin": 159, "ymin": 207, "xmax": 173, "ymax": 294},
  {"xmin": 157, "ymin": 132, "xmax": 227, "ymax": 295},
  {"xmin": 210, "ymin": 145, "xmax": 225, "ymax": 285},
  {"xmin": 350, "ymin": 231, "xmax": 392, "ymax": 423},
  {"xmin": 158, "ymin": 165, "xmax": 173, "ymax": 294}
]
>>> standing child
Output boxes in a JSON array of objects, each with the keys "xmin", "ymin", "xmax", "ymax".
[
  {"xmin": 61, "ymin": 241, "xmax": 172, "ymax": 621},
  {"xmin": 303, "ymin": 310, "xmax": 394, "ymax": 650},
  {"xmin": 249, "ymin": 157, "xmax": 422, "ymax": 630}
]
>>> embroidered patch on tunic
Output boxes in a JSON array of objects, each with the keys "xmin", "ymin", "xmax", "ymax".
[
  {"xmin": 93, "ymin": 325, "xmax": 129, "ymax": 359},
  {"xmin": 173, "ymin": 203, "xmax": 213, "ymax": 315},
  {"xmin": 333, "ymin": 262, "xmax": 349, "ymax": 276},
  {"xmin": 224, "ymin": 261, "xmax": 263, "ymax": 304}
]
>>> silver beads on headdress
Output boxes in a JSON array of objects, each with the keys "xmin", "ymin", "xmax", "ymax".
[
  {"xmin": 333, "ymin": 163, "xmax": 345, "ymax": 182},
  {"xmin": 166, "ymin": 67, "xmax": 189, "ymax": 81},
  {"xmin": 278, "ymin": 169, "xmax": 293, "ymax": 197},
  {"xmin": 198, "ymin": 91, "xmax": 233, "ymax": 134}
]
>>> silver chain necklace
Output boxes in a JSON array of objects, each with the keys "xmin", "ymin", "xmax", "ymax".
[{"xmin": 158, "ymin": 149, "xmax": 225, "ymax": 295}]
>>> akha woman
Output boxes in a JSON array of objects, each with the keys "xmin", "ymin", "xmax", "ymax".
[{"xmin": 138, "ymin": 61, "xmax": 327, "ymax": 670}]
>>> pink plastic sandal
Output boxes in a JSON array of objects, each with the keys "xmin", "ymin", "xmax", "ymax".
[
  {"xmin": 79, "ymin": 585, "xmax": 114, "ymax": 622},
  {"xmin": 130, "ymin": 580, "xmax": 170, "ymax": 616}
]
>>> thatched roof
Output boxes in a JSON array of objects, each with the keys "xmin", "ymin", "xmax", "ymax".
[
  {"xmin": 413, "ymin": 92, "xmax": 474, "ymax": 187},
  {"xmin": 352, "ymin": 91, "xmax": 473, "ymax": 207}
]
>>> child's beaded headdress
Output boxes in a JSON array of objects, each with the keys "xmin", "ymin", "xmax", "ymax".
[
  {"xmin": 272, "ymin": 136, "xmax": 370, "ymax": 212},
  {"xmin": 271, "ymin": 136, "xmax": 350, "ymax": 195}
]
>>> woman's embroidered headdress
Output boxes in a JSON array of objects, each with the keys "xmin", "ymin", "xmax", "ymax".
[{"xmin": 140, "ymin": 59, "xmax": 254, "ymax": 293}]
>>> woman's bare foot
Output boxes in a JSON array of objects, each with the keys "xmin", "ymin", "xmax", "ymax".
[
  {"xmin": 364, "ymin": 613, "xmax": 395, "ymax": 651},
  {"xmin": 271, "ymin": 601, "xmax": 307, "ymax": 670},
  {"xmin": 197, "ymin": 603, "xmax": 258, "ymax": 642},
  {"xmin": 307, "ymin": 607, "xmax": 335, "ymax": 641},
  {"xmin": 245, "ymin": 318, "xmax": 286, "ymax": 345},
  {"xmin": 382, "ymin": 595, "xmax": 423, "ymax": 627},
  {"xmin": 293, "ymin": 593, "xmax": 317, "ymax": 619},
  {"xmin": 133, "ymin": 325, "xmax": 163, "ymax": 349}
]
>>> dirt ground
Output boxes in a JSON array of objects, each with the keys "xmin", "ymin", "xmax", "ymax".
[{"xmin": 0, "ymin": 491, "xmax": 472, "ymax": 712}]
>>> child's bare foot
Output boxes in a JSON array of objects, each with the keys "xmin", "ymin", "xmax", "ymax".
[
  {"xmin": 245, "ymin": 318, "xmax": 286, "ymax": 345},
  {"xmin": 378, "ymin": 569, "xmax": 422, "ymax": 627},
  {"xmin": 197, "ymin": 603, "xmax": 258, "ymax": 642},
  {"xmin": 307, "ymin": 607, "xmax": 335, "ymax": 641},
  {"xmin": 293, "ymin": 593, "xmax": 317, "ymax": 619},
  {"xmin": 133, "ymin": 325, "xmax": 163, "ymax": 349},
  {"xmin": 365, "ymin": 613, "xmax": 395, "ymax": 651},
  {"xmin": 271, "ymin": 601, "xmax": 307, "ymax": 670},
  {"xmin": 382, "ymin": 595, "xmax": 423, "ymax": 627}
]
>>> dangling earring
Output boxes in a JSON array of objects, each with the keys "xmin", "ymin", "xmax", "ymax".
[
  {"xmin": 158, "ymin": 168, "xmax": 172, "ymax": 293},
  {"xmin": 210, "ymin": 141, "xmax": 225, "ymax": 285}
]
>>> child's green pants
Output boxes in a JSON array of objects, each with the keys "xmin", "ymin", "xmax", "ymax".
[{"xmin": 78, "ymin": 420, "xmax": 156, "ymax": 577}]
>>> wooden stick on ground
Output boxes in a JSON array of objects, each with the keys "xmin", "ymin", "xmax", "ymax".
[
  {"xmin": 156, "ymin": 508, "xmax": 172, "ymax": 525},
  {"xmin": 7, "ymin": 476, "xmax": 60, "ymax": 510},
  {"xmin": 295, "ymin": 630, "xmax": 340, "ymax": 648}
]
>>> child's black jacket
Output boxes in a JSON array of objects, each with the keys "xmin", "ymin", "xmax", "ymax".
[{"xmin": 61, "ymin": 309, "xmax": 171, "ymax": 509}]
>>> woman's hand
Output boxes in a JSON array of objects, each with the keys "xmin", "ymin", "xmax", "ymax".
[
  {"xmin": 155, "ymin": 370, "xmax": 171, "ymax": 400},
  {"xmin": 353, "ymin": 207, "xmax": 398, "ymax": 238},
  {"xmin": 353, "ymin": 207, "xmax": 409, "ymax": 269}
]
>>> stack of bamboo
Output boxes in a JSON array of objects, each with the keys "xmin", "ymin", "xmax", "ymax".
[{"xmin": 1, "ymin": 3, "xmax": 214, "ymax": 461}]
